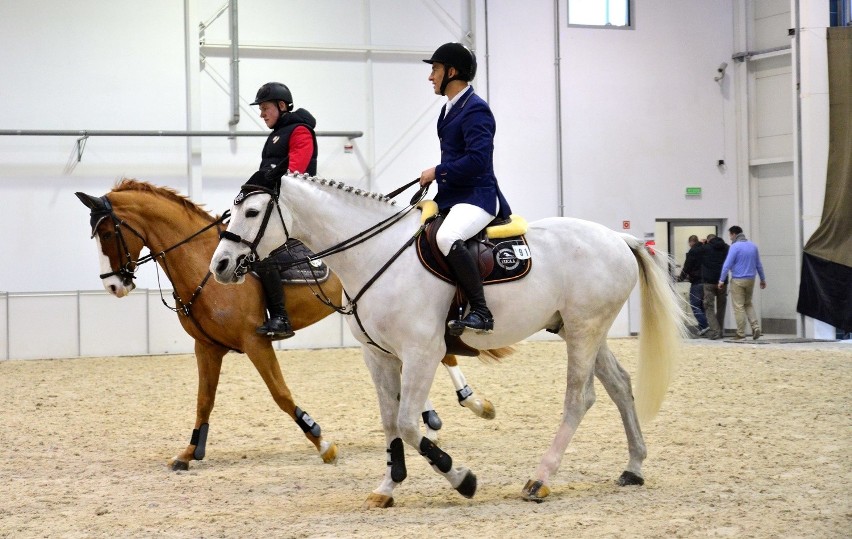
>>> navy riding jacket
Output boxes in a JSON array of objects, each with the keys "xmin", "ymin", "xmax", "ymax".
[{"xmin": 433, "ymin": 87, "xmax": 511, "ymax": 220}]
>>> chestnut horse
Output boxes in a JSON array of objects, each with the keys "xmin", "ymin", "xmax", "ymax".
[{"xmin": 76, "ymin": 179, "xmax": 496, "ymax": 471}]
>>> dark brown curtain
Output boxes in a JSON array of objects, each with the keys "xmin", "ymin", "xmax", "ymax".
[{"xmin": 797, "ymin": 26, "xmax": 852, "ymax": 332}]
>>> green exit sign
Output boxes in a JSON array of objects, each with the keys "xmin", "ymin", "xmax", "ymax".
[{"xmin": 686, "ymin": 187, "xmax": 702, "ymax": 196}]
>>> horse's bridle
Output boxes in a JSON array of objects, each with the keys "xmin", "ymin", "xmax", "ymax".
[
  {"xmin": 217, "ymin": 184, "xmax": 290, "ymax": 278},
  {"xmin": 88, "ymin": 195, "xmax": 229, "ymax": 286},
  {"xmin": 88, "ymin": 195, "xmax": 149, "ymax": 286}
]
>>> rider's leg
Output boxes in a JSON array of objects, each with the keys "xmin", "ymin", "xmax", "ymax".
[
  {"xmin": 437, "ymin": 204, "xmax": 496, "ymax": 336},
  {"xmin": 256, "ymin": 263, "xmax": 295, "ymax": 339}
]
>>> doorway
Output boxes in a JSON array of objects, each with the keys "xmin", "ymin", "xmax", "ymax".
[{"xmin": 655, "ymin": 219, "xmax": 726, "ymax": 328}]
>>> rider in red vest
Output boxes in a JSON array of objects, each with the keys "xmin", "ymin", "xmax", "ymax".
[{"xmin": 251, "ymin": 82, "xmax": 318, "ymax": 339}]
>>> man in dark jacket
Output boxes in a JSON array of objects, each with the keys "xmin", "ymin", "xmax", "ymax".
[
  {"xmin": 678, "ymin": 235, "xmax": 709, "ymax": 336},
  {"xmin": 701, "ymin": 233, "xmax": 729, "ymax": 340},
  {"xmin": 249, "ymin": 82, "xmax": 319, "ymax": 339}
]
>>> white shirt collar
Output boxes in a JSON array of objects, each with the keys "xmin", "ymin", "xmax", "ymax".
[{"xmin": 444, "ymin": 84, "xmax": 470, "ymax": 115}]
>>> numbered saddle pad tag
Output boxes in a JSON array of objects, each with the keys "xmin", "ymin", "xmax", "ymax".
[{"xmin": 512, "ymin": 244, "xmax": 532, "ymax": 260}]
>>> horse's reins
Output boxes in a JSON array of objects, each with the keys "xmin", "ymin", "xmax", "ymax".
[
  {"xmin": 90, "ymin": 195, "xmax": 235, "ymax": 350},
  {"xmin": 219, "ymin": 178, "xmax": 430, "ymax": 353}
]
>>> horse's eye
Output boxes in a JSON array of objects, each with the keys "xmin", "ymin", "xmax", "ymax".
[
  {"xmin": 102, "ymin": 231, "xmax": 113, "ymax": 240},
  {"xmin": 246, "ymin": 209, "xmax": 260, "ymax": 218}
]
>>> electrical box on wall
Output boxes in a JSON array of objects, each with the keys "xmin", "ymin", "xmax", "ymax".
[{"xmin": 685, "ymin": 187, "xmax": 702, "ymax": 197}]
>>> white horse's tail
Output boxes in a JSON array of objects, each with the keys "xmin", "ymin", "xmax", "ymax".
[{"xmin": 622, "ymin": 235, "xmax": 690, "ymax": 425}]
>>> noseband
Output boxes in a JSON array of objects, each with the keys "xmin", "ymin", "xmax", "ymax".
[{"xmin": 218, "ymin": 184, "xmax": 290, "ymax": 277}]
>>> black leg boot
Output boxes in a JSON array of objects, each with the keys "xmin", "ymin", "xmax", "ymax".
[
  {"xmin": 256, "ymin": 265, "xmax": 295, "ymax": 340},
  {"xmin": 445, "ymin": 240, "xmax": 493, "ymax": 336}
]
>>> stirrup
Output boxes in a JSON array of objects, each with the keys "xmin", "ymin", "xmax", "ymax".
[
  {"xmin": 447, "ymin": 311, "xmax": 494, "ymax": 337},
  {"xmin": 256, "ymin": 315, "xmax": 295, "ymax": 340}
]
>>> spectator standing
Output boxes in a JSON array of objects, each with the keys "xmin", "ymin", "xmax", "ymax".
[
  {"xmin": 701, "ymin": 233, "xmax": 729, "ymax": 340},
  {"xmin": 718, "ymin": 226, "xmax": 766, "ymax": 340},
  {"xmin": 677, "ymin": 235, "xmax": 709, "ymax": 336}
]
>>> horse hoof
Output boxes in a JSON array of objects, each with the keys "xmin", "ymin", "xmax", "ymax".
[
  {"xmin": 521, "ymin": 479, "xmax": 550, "ymax": 502},
  {"xmin": 455, "ymin": 470, "xmax": 477, "ymax": 499},
  {"xmin": 617, "ymin": 470, "xmax": 644, "ymax": 486},
  {"xmin": 479, "ymin": 399, "xmax": 496, "ymax": 420},
  {"xmin": 169, "ymin": 458, "xmax": 189, "ymax": 472},
  {"xmin": 423, "ymin": 410, "xmax": 443, "ymax": 430},
  {"xmin": 361, "ymin": 493, "xmax": 394, "ymax": 509},
  {"xmin": 320, "ymin": 441, "xmax": 338, "ymax": 464}
]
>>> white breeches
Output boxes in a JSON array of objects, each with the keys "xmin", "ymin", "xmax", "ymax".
[{"xmin": 436, "ymin": 203, "xmax": 496, "ymax": 256}]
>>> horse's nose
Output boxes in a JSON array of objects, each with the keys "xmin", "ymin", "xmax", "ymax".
[
  {"xmin": 109, "ymin": 284, "xmax": 117, "ymax": 294},
  {"xmin": 215, "ymin": 257, "xmax": 230, "ymax": 276}
]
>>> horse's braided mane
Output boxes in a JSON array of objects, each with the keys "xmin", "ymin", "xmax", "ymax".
[
  {"xmin": 113, "ymin": 178, "xmax": 220, "ymax": 221},
  {"xmin": 289, "ymin": 173, "xmax": 398, "ymax": 206}
]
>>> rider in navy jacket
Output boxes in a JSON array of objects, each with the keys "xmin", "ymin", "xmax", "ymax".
[
  {"xmin": 432, "ymin": 87, "xmax": 512, "ymax": 219},
  {"xmin": 420, "ymin": 43, "xmax": 512, "ymax": 336}
]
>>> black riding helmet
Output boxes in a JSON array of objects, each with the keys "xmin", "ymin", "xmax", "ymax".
[
  {"xmin": 251, "ymin": 82, "xmax": 293, "ymax": 110},
  {"xmin": 423, "ymin": 42, "xmax": 477, "ymax": 96}
]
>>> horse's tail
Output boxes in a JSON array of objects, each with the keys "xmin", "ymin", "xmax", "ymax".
[
  {"xmin": 622, "ymin": 235, "xmax": 690, "ymax": 425},
  {"xmin": 479, "ymin": 346, "xmax": 515, "ymax": 364}
]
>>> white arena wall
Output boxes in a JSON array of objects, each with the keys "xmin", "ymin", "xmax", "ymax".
[{"xmin": 0, "ymin": 0, "xmax": 833, "ymax": 359}]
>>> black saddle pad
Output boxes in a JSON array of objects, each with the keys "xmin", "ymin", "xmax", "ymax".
[
  {"xmin": 416, "ymin": 219, "xmax": 532, "ymax": 285},
  {"xmin": 256, "ymin": 239, "xmax": 330, "ymax": 284}
]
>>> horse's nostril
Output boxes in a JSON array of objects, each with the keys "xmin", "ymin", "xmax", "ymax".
[
  {"xmin": 109, "ymin": 284, "xmax": 117, "ymax": 293},
  {"xmin": 215, "ymin": 258, "xmax": 229, "ymax": 274}
]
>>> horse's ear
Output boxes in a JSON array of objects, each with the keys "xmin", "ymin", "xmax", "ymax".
[{"xmin": 75, "ymin": 192, "xmax": 104, "ymax": 211}]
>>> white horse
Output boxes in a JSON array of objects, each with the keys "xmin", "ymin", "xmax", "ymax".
[{"xmin": 210, "ymin": 174, "xmax": 688, "ymax": 508}]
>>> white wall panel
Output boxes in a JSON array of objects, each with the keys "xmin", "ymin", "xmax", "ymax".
[
  {"xmin": 79, "ymin": 292, "xmax": 149, "ymax": 357},
  {"xmin": 756, "ymin": 162, "xmax": 795, "ymax": 321},
  {"xmin": 485, "ymin": 0, "xmax": 559, "ymax": 221},
  {"xmin": 0, "ymin": 294, "xmax": 7, "ymax": 360},
  {"xmin": 7, "ymin": 294, "xmax": 78, "ymax": 360},
  {"xmin": 146, "ymin": 291, "xmax": 195, "ymax": 355},
  {"xmin": 753, "ymin": 58, "xmax": 793, "ymax": 160},
  {"xmin": 559, "ymin": 0, "xmax": 738, "ymax": 239},
  {"xmin": 753, "ymin": 0, "xmax": 790, "ymax": 50}
]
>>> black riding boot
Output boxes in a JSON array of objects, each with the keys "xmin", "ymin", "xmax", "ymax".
[
  {"xmin": 256, "ymin": 266, "xmax": 295, "ymax": 340},
  {"xmin": 445, "ymin": 240, "xmax": 494, "ymax": 336}
]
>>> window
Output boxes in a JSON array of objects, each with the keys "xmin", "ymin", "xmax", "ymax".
[
  {"xmin": 568, "ymin": 0, "xmax": 633, "ymax": 29},
  {"xmin": 829, "ymin": 0, "xmax": 852, "ymax": 26}
]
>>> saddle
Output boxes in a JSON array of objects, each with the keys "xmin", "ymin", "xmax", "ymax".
[
  {"xmin": 416, "ymin": 201, "xmax": 532, "ymax": 356},
  {"xmin": 254, "ymin": 239, "xmax": 330, "ymax": 284},
  {"xmin": 416, "ymin": 201, "xmax": 532, "ymax": 285}
]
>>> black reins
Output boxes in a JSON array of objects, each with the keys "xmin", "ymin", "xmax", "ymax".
[{"xmin": 219, "ymin": 178, "xmax": 430, "ymax": 353}]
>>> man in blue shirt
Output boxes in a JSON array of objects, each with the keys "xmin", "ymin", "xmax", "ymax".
[{"xmin": 718, "ymin": 226, "xmax": 767, "ymax": 340}]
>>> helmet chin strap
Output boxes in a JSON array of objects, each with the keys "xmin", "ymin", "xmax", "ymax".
[{"xmin": 440, "ymin": 66, "xmax": 463, "ymax": 96}]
